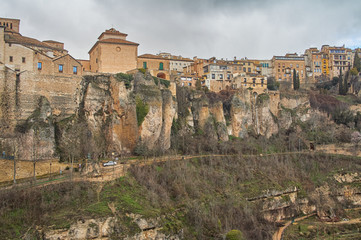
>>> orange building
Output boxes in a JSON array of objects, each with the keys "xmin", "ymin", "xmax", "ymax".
[
  {"xmin": 137, "ymin": 54, "xmax": 171, "ymax": 80},
  {"xmin": 88, "ymin": 28, "xmax": 139, "ymax": 74},
  {"xmin": 272, "ymin": 54, "xmax": 306, "ymax": 83}
]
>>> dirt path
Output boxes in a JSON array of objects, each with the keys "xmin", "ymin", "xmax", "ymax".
[
  {"xmin": 316, "ymin": 143, "xmax": 361, "ymax": 157},
  {"xmin": 272, "ymin": 214, "xmax": 315, "ymax": 240}
]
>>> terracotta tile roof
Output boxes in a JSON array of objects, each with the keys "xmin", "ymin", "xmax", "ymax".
[
  {"xmin": 138, "ymin": 54, "xmax": 165, "ymax": 60},
  {"xmin": 88, "ymin": 38, "xmax": 139, "ymax": 53},
  {"xmin": 139, "ymin": 54, "xmax": 193, "ymax": 62},
  {"xmin": 98, "ymin": 38, "xmax": 139, "ymax": 45},
  {"xmin": 104, "ymin": 28, "xmax": 127, "ymax": 36},
  {"xmin": 4, "ymin": 33, "xmax": 63, "ymax": 50},
  {"xmin": 98, "ymin": 28, "xmax": 128, "ymax": 40}
]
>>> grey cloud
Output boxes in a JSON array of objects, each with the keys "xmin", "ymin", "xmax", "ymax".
[{"xmin": 1, "ymin": 0, "xmax": 361, "ymax": 60}]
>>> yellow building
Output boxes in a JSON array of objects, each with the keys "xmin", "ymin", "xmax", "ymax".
[
  {"xmin": 137, "ymin": 54, "xmax": 171, "ymax": 80},
  {"xmin": 272, "ymin": 54, "xmax": 306, "ymax": 83},
  {"xmin": 88, "ymin": 28, "xmax": 139, "ymax": 74},
  {"xmin": 233, "ymin": 74, "xmax": 267, "ymax": 92}
]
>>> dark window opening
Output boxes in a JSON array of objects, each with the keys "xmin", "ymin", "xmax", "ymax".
[
  {"xmin": 58, "ymin": 64, "xmax": 63, "ymax": 73},
  {"xmin": 9, "ymin": 56, "xmax": 13, "ymax": 62},
  {"xmin": 22, "ymin": 57, "xmax": 26, "ymax": 63}
]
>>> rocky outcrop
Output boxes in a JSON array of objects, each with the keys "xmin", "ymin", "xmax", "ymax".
[
  {"xmin": 16, "ymin": 96, "xmax": 55, "ymax": 160},
  {"xmin": 0, "ymin": 69, "xmax": 318, "ymax": 158},
  {"xmin": 229, "ymin": 91, "xmax": 253, "ymax": 138},
  {"xmin": 43, "ymin": 217, "xmax": 117, "ymax": 240}
]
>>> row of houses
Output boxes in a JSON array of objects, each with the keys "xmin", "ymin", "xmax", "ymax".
[{"xmin": 1, "ymin": 17, "xmax": 359, "ymax": 95}]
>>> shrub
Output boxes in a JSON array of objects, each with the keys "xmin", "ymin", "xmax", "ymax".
[
  {"xmin": 152, "ymin": 76, "xmax": 159, "ymax": 85},
  {"xmin": 135, "ymin": 96, "xmax": 149, "ymax": 127},
  {"xmin": 226, "ymin": 230, "xmax": 244, "ymax": 240},
  {"xmin": 160, "ymin": 79, "xmax": 170, "ymax": 88},
  {"xmin": 138, "ymin": 68, "xmax": 146, "ymax": 74},
  {"xmin": 115, "ymin": 73, "xmax": 134, "ymax": 89}
]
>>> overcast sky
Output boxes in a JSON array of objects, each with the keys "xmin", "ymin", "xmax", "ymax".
[{"xmin": 2, "ymin": 0, "xmax": 361, "ymax": 60}]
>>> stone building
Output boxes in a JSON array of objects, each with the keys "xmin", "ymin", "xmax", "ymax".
[
  {"xmin": 88, "ymin": 28, "xmax": 139, "ymax": 74},
  {"xmin": 203, "ymin": 63, "xmax": 233, "ymax": 92},
  {"xmin": 157, "ymin": 52, "xmax": 193, "ymax": 74},
  {"xmin": 0, "ymin": 19, "xmax": 82, "ymax": 129},
  {"xmin": 0, "ymin": 17, "xmax": 20, "ymax": 33},
  {"xmin": 233, "ymin": 74, "xmax": 267, "ymax": 92},
  {"xmin": 321, "ymin": 45, "xmax": 353, "ymax": 78},
  {"xmin": 272, "ymin": 54, "xmax": 306, "ymax": 83},
  {"xmin": 137, "ymin": 53, "xmax": 171, "ymax": 80}
]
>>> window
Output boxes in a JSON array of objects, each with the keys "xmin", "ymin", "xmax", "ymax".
[
  {"xmin": 96, "ymin": 58, "xmax": 98, "ymax": 63},
  {"xmin": 159, "ymin": 62, "xmax": 164, "ymax": 70},
  {"xmin": 227, "ymin": 74, "xmax": 230, "ymax": 80},
  {"xmin": 9, "ymin": 56, "xmax": 13, "ymax": 62},
  {"xmin": 243, "ymin": 67, "xmax": 246, "ymax": 72},
  {"xmin": 22, "ymin": 57, "xmax": 26, "ymax": 63},
  {"xmin": 296, "ymin": 64, "xmax": 299, "ymax": 68},
  {"xmin": 220, "ymin": 74, "xmax": 223, "ymax": 80},
  {"xmin": 212, "ymin": 74, "xmax": 215, "ymax": 79},
  {"xmin": 248, "ymin": 68, "xmax": 251, "ymax": 72},
  {"xmin": 143, "ymin": 62, "xmax": 147, "ymax": 69},
  {"xmin": 37, "ymin": 62, "xmax": 42, "ymax": 70},
  {"xmin": 58, "ymin": 64, "xmax": 63, "ymax": 73},
  {"xmin": 244, "ymin": 78, "xmax": 247, "ymax": 83},
  {"xmin": 290, "ymin": 64, "xmax": 293, "ymax": 67},
  {"xmin": 73, "ymin": 66, "xmax": 78, "ymax": 74}
]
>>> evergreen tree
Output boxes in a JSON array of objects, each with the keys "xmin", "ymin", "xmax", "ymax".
[
  {"xmin": 195, "ymin": 79, "xmax": 202, "ymax": 90},
  {"xmin": 293, "ymin": 69, "xmax": 299, "ymax": 90},
  {"xmin": 296, "ymin": 72, "xmax": 300, "ymax": 90},
  {"xmin": 354, "ymin": 50, "xmax": 361, "ymax": 72},
  {"xmin": 343, "ymin": 69, "xmax": 349, "ymax": 94},
  {"xmin": 338, "ymin": 68, "xmax": 344, "ymax": 95}
]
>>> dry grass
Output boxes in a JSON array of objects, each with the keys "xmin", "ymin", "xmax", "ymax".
[{"xmin": 0, "ymin": 159, "xmax": 69, "ymax": 182}]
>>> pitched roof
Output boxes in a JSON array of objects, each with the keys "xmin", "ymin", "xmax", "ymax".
[
  {"xmin": 138, "ymin": 54, "xmax": 165, "ymax": 60},
  {"xmin": 88, "ymin": 38, "xmax": 139, "ymax": 54},
  {"xmin": 138, "ymin": 54, "xmax": 193, "ymax": 62},
  {"xmin": 4, "ymin": 32, "xmax": 63, "ymax": 50},
  {"xmin": 98, "ymin": 28, "xmax": 128, "ymax": 40}
]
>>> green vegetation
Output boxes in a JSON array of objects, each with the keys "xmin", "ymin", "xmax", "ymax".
[
  {"xmin": 159, "ymin": 78, "xmax": 170, "ymax": 88},
  {"xmin": 135, "ymin": 96, "xmax": 149, "ymax": 126},
  {"xmin": 353, "ymin": 50, "xmax": 361, "ymax": 72},
  {"xmin": 115, "ymin": 72, "xmax": 134, "ymax": 89},
  {"xmin": 138, "ymin": 68, "xmax": 146, "ymax": 75},
  {"xmin": 226, "ymin": 230, "xmax": 244, "ymax": 240},
  {"xmin": 256, "ymin": 93, "xmax": 270, "ymax": 106},
  {"xmin": 266, "ymin": 76, "xmax": 280, "ymax": 91},
  {"xmin": 152, "ymin": 76, "xmax": 159, "ymax": 85},
  {"xmin": 293, "ymin": 69, "xmax": 300, "ymax": 90}
]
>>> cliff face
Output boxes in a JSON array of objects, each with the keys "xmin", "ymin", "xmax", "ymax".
[{"xmin": 0, "ymin": 70, "xmax": 314, "ymax": 159}]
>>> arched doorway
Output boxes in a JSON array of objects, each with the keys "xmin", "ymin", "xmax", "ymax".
[{"xmin": 157, "ymin": 72, "xmax": 166, "ymax": 79}]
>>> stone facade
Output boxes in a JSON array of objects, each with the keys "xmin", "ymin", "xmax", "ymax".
[
  {"xmin": 89, "ymin": 28, "xmax": 139, "ymax": 74},
  {"xmin": 0, "ymin": 17, "xmax": 20, "ymax": 33},
  {"xmin": 272, "ymin": 54, "xmax": 306, "ymax": 83},
  {"xmin": 321, "ymin": 45, "xmax": 353, "ymax": 78},
  {"xmin": 137, "ymin": 54, "xmax": 171, "ymax": 80}
]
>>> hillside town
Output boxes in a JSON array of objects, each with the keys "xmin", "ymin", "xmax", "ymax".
[
  {"xmin": 1, "ymin": 17, "xmax": 360, "ymax": 95},
  {"xmin": 2, "ymin": 14, "xmax": 361, "ymax": 240}
]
